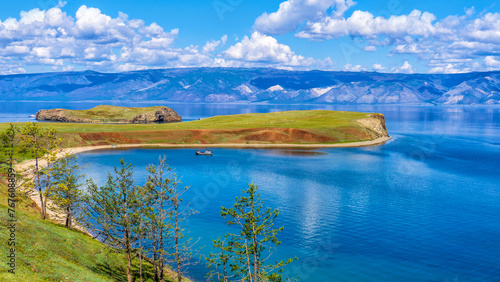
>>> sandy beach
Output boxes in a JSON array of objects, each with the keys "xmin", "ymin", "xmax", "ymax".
[{"xmin": 69, "ymin": 136, "xmax": 391, "ymax": 152}]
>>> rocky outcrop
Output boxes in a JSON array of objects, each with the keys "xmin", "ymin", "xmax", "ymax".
[
  {"xmin": 356, "ymin": 114, "xmax": 390, "ymax": 138},
  {"xmin": 131, "ymin": 107, "xmax": 182, "ymax": 123},
  {"xmin": 36, "ymin": 109, "xmax": 94, "ymax": 123},
  {"xmin": 36, "ymin": 106, "xmax": 182, "ymax": 124}
]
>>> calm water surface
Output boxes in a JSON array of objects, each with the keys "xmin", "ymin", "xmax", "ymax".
[{"xmin": 71, "ymin": 105, "xmax": 500, "ymax": 281}]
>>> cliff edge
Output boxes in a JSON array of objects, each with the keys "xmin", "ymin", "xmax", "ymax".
[{"xmin": 356, "ymin": 113, "xmax": 389, "ymax": 139}]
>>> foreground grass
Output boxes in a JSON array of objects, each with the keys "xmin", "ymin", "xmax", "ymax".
[{"xmin": 0, "ymin": 180, "xmax": 174, "ymax": 282}]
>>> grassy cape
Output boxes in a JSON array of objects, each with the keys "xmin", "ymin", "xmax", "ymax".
[{"xmin": 1, "ymin": 109, "xmax": 388, "ymax": 150}]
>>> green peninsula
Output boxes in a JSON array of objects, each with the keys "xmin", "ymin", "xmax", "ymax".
[{"xmin": 4, "ymin": 109, "xmax": 390, "ymax": 148}]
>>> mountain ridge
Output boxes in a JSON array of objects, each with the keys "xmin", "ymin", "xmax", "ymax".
[{"xmin": 2, "ymin": 68, "xmax": 500, "ymax": 105}]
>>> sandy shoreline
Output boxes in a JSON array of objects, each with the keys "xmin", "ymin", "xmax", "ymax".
[
  {"xmin": 14, "ymin": 136, "xmax": 389, "ymax": 229},
  {"xmin": 71, "ymin": 136, "xmax": 391, "ymax": 152}
]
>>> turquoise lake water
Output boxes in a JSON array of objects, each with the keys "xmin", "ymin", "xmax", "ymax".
[{"xmin": 67, "ymin": 105, "xmax": 500, "ymax": 281}]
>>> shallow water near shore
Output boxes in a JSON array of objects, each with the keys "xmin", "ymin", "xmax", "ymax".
[{"xmin": 74, "ymin": 105, "xmax": 500, "ymax": 281}]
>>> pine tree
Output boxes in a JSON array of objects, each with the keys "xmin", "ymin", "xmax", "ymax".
[
  {"xmin": 169, "ymin": 173, "xmax": 196, "ymax": 282},
  {"xmin": 143, "ymin": 156, "xmax": 197, "ymax": 282},
  {"xmin": 18, "ymin": 122, "xmax": 58, "ymax": 220},
  {"xmin": 0, "ymin": 124, "xmax": 16, "ymax": 171},
  {"xmin": 209, "ymin": 183, "xmax": 297, "ymax": 282},
  {"xmin": 47, "ymin": 153, "xmax": 86, "ymax": 229},
  {"xmin": 39, "ymin": 139, "xmax": 63, "ymax": 218},
  {"xmin": 142, "ymin": 157, "xmax": 173, "ymax": 282},
  {"xmin": 133, "ymin": 175, "xmax": 159, "ymax": 282},
  {"xmin": 84, "ymin": 159, "xmax": 142, "ymax": 282},
  {"xmin": 206, "ymin": 234, "xmax": 234, "ymax": 282}
]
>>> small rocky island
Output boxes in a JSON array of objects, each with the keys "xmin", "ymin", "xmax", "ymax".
[{"xmin": 36, "ymin": 105, "xmax": 182, "ymax": 124}]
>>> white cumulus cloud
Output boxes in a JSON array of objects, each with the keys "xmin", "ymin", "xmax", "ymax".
[
  {"xmin": 0, "ymin": 4, "xmax": 336, "ymax": 73},
  {"xmin": 223, "ymin": 31, "xmax": 322, "ymax": 67},
  {"xmin": 364, "ymin": 46, "xmax": 376, "ymax": 52},
  {"xmin": 296, "ymin": 9, "xmax": 438, "ymax": 40},
  {"xmin": 254, "ymin": 0, "xmax": 355, "ymax": 35},
  {"xmin": 343, "ymin": 64, "xmax": 366, "ymax": 71},
  {"xmin": 485, "ymin": 56, "xmax": 500, "ymax": 68},
  {"xmin": 203, "ymin": 35, "xmax": 228, "ymax": 54},
  {"xmin": 392, "ymin": 61, "xmax": 415, "ymax": 74},
  {"xmin": 0, "ymin": 5, "xmax": 216, "ymax": 72},
  {"xmin": 256, "ymin": 0, "xmax": 500, "ymax": 73},
  {"xmin": 372, "ymin": 63, "xmax": 385, "ymax": 71}
]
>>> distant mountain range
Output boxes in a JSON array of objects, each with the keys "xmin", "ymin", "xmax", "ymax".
[{"xmin": 2, "ymin": 68, "xmax": 500, "ymax": 105}]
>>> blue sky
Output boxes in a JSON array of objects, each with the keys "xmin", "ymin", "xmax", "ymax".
[{"xmin": 0, "ymin": 0, "xmax": 499, "ymax": 74}]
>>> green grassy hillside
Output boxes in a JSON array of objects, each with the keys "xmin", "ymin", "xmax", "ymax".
[
  {"xmin": 0, "ymin": 110, "xmax": 388, "ymax": 148},
  {"xmin": 24, "ymin": 110, "xmax": 371, "ymax": 132},
  {"xmin": 163, "ymin": 110, "xmax": 371, "ymax": 129},
  {"xmin": 0, "ymin": 180, "xmax": 174, "ymax": 281}
]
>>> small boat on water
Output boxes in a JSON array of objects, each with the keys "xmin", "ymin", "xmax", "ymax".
[
  {"xmin": 195, "ymin": 149, "xmax": 213, "ymax": 156},
  {"xmin": 29, "ymin": 114, "xmax": 36, "ymax": 118}
]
